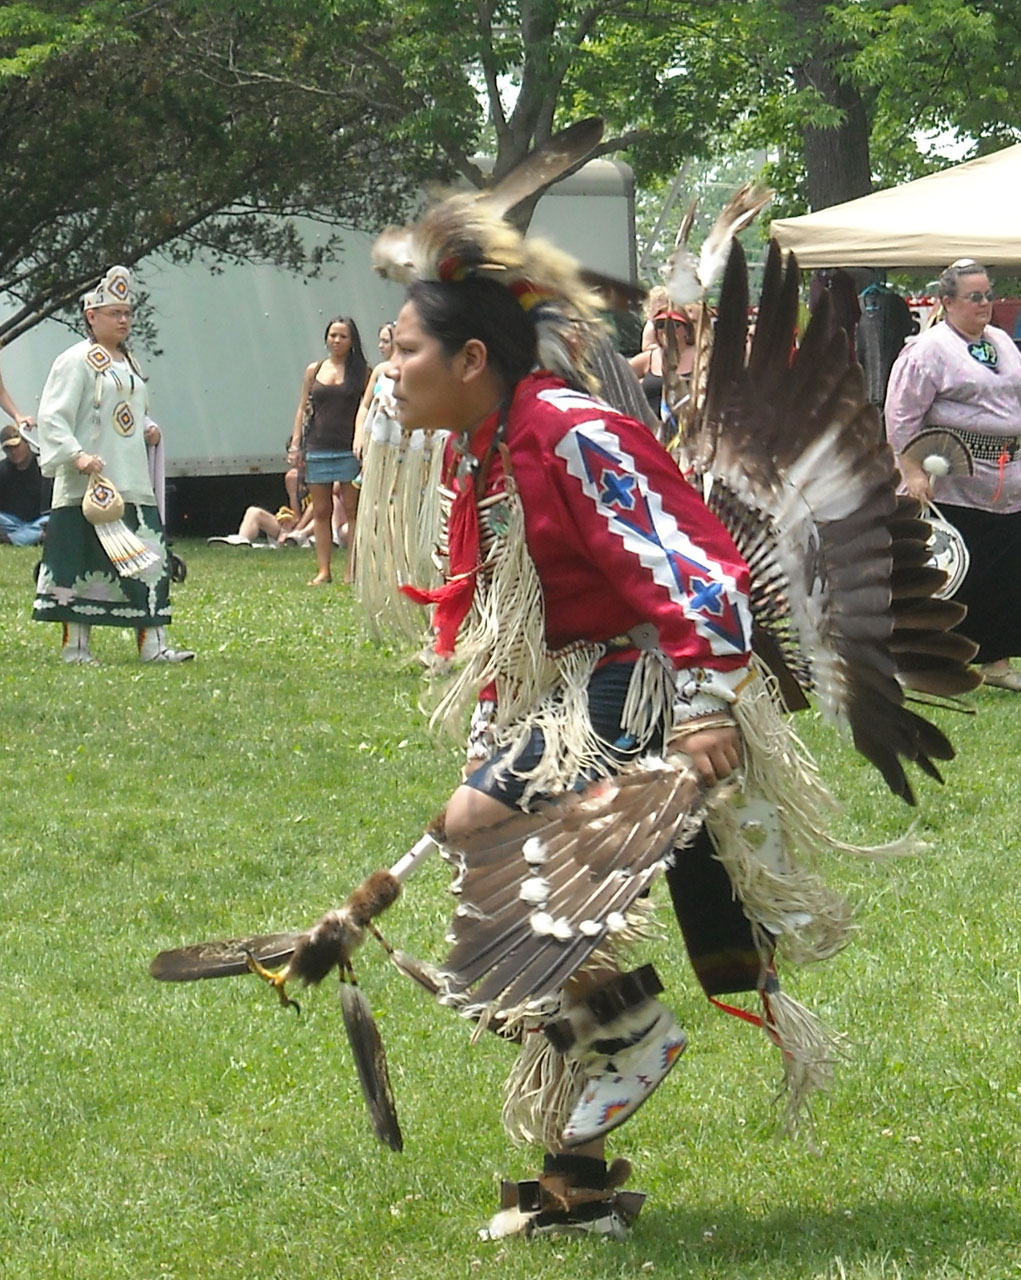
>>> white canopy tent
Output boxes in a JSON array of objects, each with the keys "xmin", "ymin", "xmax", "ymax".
[{"xmin": 770, "ymin": 144, "xmax": 1021, "ymax": 269}]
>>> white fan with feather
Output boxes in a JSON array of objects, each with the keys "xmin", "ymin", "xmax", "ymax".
[{"xmin": 899, "ymin": 427, "xmax": 974, "ymax": 598}]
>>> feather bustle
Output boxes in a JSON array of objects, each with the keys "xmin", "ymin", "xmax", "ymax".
[
  {"xmin": 681, "ymin": 236, "xmax": 976, "ymax": 802},
  {"xmin": 440, "ymin": 762, "xmax": 701, "ymax": 1012}
]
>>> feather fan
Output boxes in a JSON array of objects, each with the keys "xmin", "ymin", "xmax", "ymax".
[
  {"xmin": 149, "ymin": 870, "xmax": 402, "ymax": 987},
  {"xmin": 150, "ymin": 874, "xmax": 406, "ymax": 1153},
  {"xmin": 900, "ymin": 428, "xmax": 974, "ymax": 479},
  {"xmin": 682, "ymin": 239, "xmax": 980, "ymax": 805}
]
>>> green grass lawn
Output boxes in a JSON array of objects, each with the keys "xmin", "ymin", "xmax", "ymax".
[{"xmin": 0, "ymin": 540, "xmax": 1018, "ymax": 1279}]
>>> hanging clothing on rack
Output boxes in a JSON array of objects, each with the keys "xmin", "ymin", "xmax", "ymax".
[{"xmin": 858, "ymin": 284, "xmax": 917, "ymax": 409}]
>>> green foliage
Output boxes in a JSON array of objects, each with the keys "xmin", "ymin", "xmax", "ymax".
[
  {"xmin": 0, "ymin": 540, "xmax": 1019, "ymax": 1277},
  {"xmin": 748, "ymin": 0, "xmax": 1021, "ymax": 212},
  {"xmin": 6, "ymin": 0, "xmax": 1021, "ymax": 348},
  {"xmin": 0, "ymin": 1, "xmax": 442, "ymax": 344}
]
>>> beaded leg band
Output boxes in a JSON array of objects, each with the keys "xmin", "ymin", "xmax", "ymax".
[{"xmin": 543, "ymin": 964, "xmax": 664, "ymax": 1053}]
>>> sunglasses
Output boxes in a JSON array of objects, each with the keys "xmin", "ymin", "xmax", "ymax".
[
  {"xmin": 653, "ymin": 315, "xmax": 693, "ymax": 332},
  {"xmin": 961, "ymin": 289, "xmax": 995, "ymax": 303}
]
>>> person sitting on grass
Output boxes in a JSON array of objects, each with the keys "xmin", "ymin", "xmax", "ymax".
[
  {"xmin": 0, "ymin": 424, "xmax": 51, "ymax": 547},
  {"xmin": 207, "ymin": 501, "xmax": 314, "ymax": 548}
]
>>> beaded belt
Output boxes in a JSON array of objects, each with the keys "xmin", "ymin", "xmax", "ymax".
[{"xmin": 940, "ymin": 425, "xmax": 1021, "ymax": 462}]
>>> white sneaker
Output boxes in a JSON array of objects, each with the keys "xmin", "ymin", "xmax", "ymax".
[
  {"xmin": 137, "ymin": 626, "xmax": 195, "ymax": 663},
  {"xmin": 206, "ymin": 534, "xmax": 252, "ymax": 547},
  {"xmin": 561, "ymin": 1003, "xmax": 687, "ymax": 1146},
  {"xmin": 62, "ymin": 646, "xmax": 98, "ymax": 665},
  {"xmin": 144, "ymin": 646, "xmax": 195, "ymax": 663},
  {"xmin": 61, "ymin": 624, "xmax": 97, "ymax": 665}
]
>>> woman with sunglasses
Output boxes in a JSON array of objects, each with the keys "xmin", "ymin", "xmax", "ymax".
[
  {"xmin": 885, "ymin": 258, "xmax": 1021, "ymax": 689},
  {"xmin": 628, "ymin": 302, "xmax": 696, "ymax": 428}
]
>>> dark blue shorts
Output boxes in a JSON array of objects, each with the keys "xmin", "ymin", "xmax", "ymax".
[{"xmin": 464, "ymin": 661, "xmax": 664, "ymax": 809}]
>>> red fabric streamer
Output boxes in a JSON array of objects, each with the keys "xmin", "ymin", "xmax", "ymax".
[
  {"xmin": 401, "ymin": 408, "xmax": 503, "ymax": 658},
  {"xmin": 709, "ymin": 995, "xmax": 764, "ymax": 1029},
  {"xmin": 994, "ymin": 448, "xmax": 1009, "ymax": 503},
  {"xmin": 709, "ymin": 993, "xmax": 787, "ymax": 1056},
  {"xmin": 400, "ymin": 472, "xmax": 483, "ymax": 658}
]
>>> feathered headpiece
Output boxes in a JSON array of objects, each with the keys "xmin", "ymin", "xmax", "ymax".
[{"xmin": 371, "ymin": 121, "xmax": 609, "ymax": 389}]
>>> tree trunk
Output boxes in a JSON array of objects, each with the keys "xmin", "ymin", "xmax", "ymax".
[{"xmin": 784, "ymin": 0, "xmax": 873, "ymax": 210}]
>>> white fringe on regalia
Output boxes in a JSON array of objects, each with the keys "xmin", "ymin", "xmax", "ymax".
[
  {"xmin": 419, "ymin": 447, "xmax": 916, "ymax": 1140},
  {"xmin": 353, "ymin": 381, "xmax": 447, "ymax": 642},
  {"xmin": 360, "ymin": 145, "xmax": 977, "ymax": 1157}
]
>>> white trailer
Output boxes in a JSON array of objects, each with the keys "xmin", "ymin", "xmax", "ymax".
[{"xmin": 0, "ymin": 159, "xmax": 635, "ymax": 528}]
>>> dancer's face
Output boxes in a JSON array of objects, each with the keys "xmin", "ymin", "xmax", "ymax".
[{"xmin": 388, "ymin": 300, "xmax": 475, "ymax": 431}]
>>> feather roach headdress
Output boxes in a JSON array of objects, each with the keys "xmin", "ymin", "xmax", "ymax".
[{"xmin": 371, "ymin": 122, "xmax": 611, "ymax": 391}]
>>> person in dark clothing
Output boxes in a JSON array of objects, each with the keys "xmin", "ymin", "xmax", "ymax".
[
  {"xmin": 0, "ymin": 424, "xmax": 50, "ymax": 546},
  {"xmin": 858, "ymin": 285, "xmax": 917, "ymax": 408},
  {"xmin": 808, "ymin": 268, "xmax": 861, "ymax": 362}
]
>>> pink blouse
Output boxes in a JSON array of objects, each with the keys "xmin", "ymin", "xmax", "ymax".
[{"xmin": 884, "ymin": 321, "xmax": 1021, "ymax": 512}]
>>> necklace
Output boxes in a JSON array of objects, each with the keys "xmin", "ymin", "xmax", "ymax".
[
  {"xmin": 966, "ymin": 338, "xmax": 998, "ymax": 370},
  {"xmin": 947, "ymin": 321, "xmax": 998, "ymax": 371}
]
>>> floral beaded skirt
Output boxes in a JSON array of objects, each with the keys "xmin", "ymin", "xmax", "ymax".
[{"xmin": 32, "ymin": 504, "xmax": 172, "ymax": 628}]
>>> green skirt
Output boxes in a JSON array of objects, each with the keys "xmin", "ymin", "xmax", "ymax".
[{"xmin": 33, "ymin": 504, "xmax": 172, "ymax": 628}]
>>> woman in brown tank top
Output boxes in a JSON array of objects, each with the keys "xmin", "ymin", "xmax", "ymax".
[{"xmin": 288, "ymin": 316, "xmax": 370, "ymax": 584}]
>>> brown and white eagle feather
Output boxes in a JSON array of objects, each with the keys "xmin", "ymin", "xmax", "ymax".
[{"xmin": 683, "ymin": 238, "xmax": 980, "ymax": 804}]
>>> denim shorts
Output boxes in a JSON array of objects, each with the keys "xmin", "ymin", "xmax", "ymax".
[
  {"xmin": 464, "ymin": 661, "xmax": 661, "ymax": 809},
  {"xmin": 304, "ymin": 450, "xmax": 360, "ymax": 484}
]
